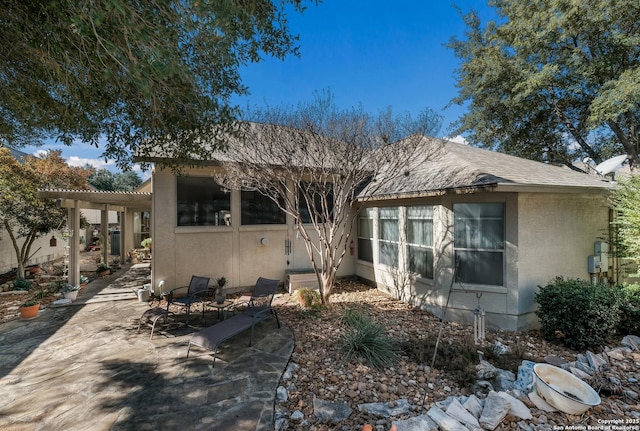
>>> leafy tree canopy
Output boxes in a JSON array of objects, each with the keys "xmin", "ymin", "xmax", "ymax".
[
  {"xmin": 1, "ymin": 0, "xmax": 307, "ymax": 169},
  {"xmin": 448, "ymin": 0, "xmax": 640, "ymax": 168},
  {"xmin": 611, "ymin": 175, "xmax": 640, "ymax": 268},
  {"xmin": 87, "ymin": 167, "xmax": 142, "ymax": 192},
  {"xmin": 0, "ymin": 147, "xmax": 91, "ymax": 278}
]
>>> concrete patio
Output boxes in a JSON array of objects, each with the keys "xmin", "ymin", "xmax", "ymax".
[{"xmin": 0, "ymin": 264, "xmax": 294, "ymax": 431}]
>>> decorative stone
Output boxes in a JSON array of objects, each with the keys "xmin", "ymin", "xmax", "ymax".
[
  {"xmin": 514, "ymin": 360, "xmax": 536, "ymax": 392},
  {"xmin": 494, "ymin": 369, "xmax": 516, "ymax": 392},
  {"xmin": 358, "ymin": 399, "xmax": 412, "ymax": 417},
  {"xmin": 274, "ymin": 418, "xmax": 288, "ymax": 431},
  {"xmin": 291, "ymin": 410, "xmax": 304, "ymax": 421},
  {"xmin": 496, "ymin": 391, "xmax": 532, "ymax": 420},
  {"xmin": 569, "ymin": 367, "xmax": 592, "ymax": 381},
  {"xmin": 544, "ymin": 355, "xmax": 567, "ymax": 366},
  {"xmin": 471, "ymin": 380, "xmax": 494, "ymax": 395},
  {"xmin": 624, "ymin": 389, "xmax": 639, "ymax": 400},
  {"xmin": 313, "ymin": 397, "xmax": 353, "ymax": 424},
  {"xmin": 492, "ymin": 341, "xmax": 511, "ymax": 356},
  {"xmin": 463, "ymin": 394, "xmax": 484, "ymax": 419},
  {"xmin": 586, "ymin": 351, "xmax": 608, "ymax": 371},
  {"xmin": 478, "ymin": 392, "xmax": 510, "ymax": 430},
  {"xmin": 621, "ymin": 335, "xmax": 640, "ymax": 349},
  {"xmin": 528, "ymin": 392, "xmax": 557, "ymax": 413},
  {"xmin": 282, "ymin": 362, "xmax": 299, "ymax": 380},
  {"xmin": 606, "ymin": 348, "xmax": 629, "ymax": 361},
  {"xmin": 446, "ymin": 398, "xmax": 481, "ymax": 429},
  {"xmin": 476, "ymin": 360, "xmax": 498, "ymax": 380},
  {"xmin": 393, "ymin": 414, "xmax": 438, "ymax": 431},
  {"xmin": 574, "ymin": 361, "xmax": 595, "ymax": 375},
  {"xmin": 427, "ymin": 406, "xmax": 469, "ymax": 431},
  {"xmin": 276, "ymin": 386, "xmax": 288, "ymax": 402}
]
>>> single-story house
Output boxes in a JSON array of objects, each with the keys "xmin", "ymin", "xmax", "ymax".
[{"xmin": 137, "ymin": 131, "xmax": 617, "ymax": 331}]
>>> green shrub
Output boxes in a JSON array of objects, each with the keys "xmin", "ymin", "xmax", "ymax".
[
  {"xmin": 296, "ymin": 288, "xmax": 323, "ymax": 311},
  {"xmin": 338, "ymin": 308, "xmax": 398, "ymax": 369},
  {"xmin": 618, "ymin": 283, "xmax": 640, "ymax": 336},
  {"xmin": 13, "ymin": 278, "xmax": 31, "ymax": 290},
  {"xmin": 535, "ymin": 277, "xmax": 623, "ymax": 350}
]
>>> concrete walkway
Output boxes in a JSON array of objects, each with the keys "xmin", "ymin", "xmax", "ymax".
[{"xmin": 0, "ymin": 264, "xmax": 294, "ymax": 431}]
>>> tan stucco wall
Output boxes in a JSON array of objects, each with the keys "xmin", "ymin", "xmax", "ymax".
[
  {"xmin": 0, "ymin": 228, "xmax": 67, "ymax": 275},
  {"xmin": 150, "ymin": 167, "xmax": 354, "ymax": 295},
  {"xmin": 354, "ymin": 190, "xmax": 611, "ymax": 331}
]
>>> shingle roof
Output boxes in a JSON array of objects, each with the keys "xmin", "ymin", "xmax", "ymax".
[{"xmin": 362, "ymin": 136, "xmax": 615, "ymax": 199}]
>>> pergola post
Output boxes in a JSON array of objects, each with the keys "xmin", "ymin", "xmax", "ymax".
[
  {"xmin": 101, "ymin": 205, "xmax": 109, "ymax": 265},
  {"xmin": 67, "ymin": 202, "xmax": 81, "ymax": 286}
]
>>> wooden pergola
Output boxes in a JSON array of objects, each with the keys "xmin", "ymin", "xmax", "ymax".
[{"xmin": 37, "ymin": 189, "xmax": 152, "ymax": 287}]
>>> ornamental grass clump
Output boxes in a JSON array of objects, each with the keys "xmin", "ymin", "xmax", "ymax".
[{"xmin": 338, "ymin": 308, "xmax": 398, "ymax": 369}]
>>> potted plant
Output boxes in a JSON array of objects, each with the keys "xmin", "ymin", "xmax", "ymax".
[
  {"xmin": 96, "ymin": 263, "xmax": 111, "ymax": 276},
  {"xmin": 61, "ymin": 282, "xmax": 80, "ymax": 301},
  {"xmin": 19, "ymin": 298, "xmax": 40, "ymax": 319},
  {"xmin": 216, "ymin": 276, "xmax": 227, "ymax": 303}
]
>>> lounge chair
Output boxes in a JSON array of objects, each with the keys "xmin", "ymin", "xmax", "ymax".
[
  {"xmin": 187, "ymin": 277, "xmax": 280, "ymax": 366},
  {"xmin": 162, "ymin": 275, "xmax": 210, "ymax": 325}
]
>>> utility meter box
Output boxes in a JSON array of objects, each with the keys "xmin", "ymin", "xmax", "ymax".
[
  {"xmin": 595, "ymin": 241, "xmax": 609, "ymax": 254},
  {"xmin": 588, "ymin": 255, "xmax": 601, "ymax": 273}
]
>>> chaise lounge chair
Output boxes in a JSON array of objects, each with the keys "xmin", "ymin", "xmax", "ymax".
[{"xmin": 186, "ymin": 277, "xmax": 280, "ymax": 366}]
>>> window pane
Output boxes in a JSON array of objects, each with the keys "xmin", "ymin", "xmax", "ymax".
[
  {"xmin": 379, "ymin": 242, "xmax": 398, "ymax": 267},
  {"xmin": 455, "ymin": 250, "xmax": 503, "ymax": 285},
  {"xmin": 453, "ymin": 203, "xmax": 504, "ymax": 286},
  {"xmin": 408, "ymin": 245, "xmax": 434, "ymax": 278},
  {"xmin": 358, "ymin": 218, "xmax": 373, "ymax": 239},
  {"xmin": 408, "ymin": 219, "xmax": 433, "ymax": 246},
  {"xmin": 358, "ymin": 238, "xmax": 373, "ymax": 262},
  {"xmin": 298, "ymin": 182, "xmax": 334, "ymax": 223},
  {"xmin": 241, "ymin": 191, "xmax": 286, "ymax": 225},
  {"xmin": 380, "ymin": 219, "xmax": 399, "ymax": 241},
  {"xmin": 177, "ymin": 177, "xmax": 231, "ymax": 226}
]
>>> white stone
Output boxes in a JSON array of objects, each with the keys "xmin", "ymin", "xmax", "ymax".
[
  {"xmin": 586, "ymin": 351, "xmax": 608, "ymax": 371},
  {"xmin": 569, "ymin": 367, "xmax": 592, "ymax": 381},
  {"xmin": 478, "ymin": 392, "xmax": 510, "ymax": 430},
  {"xmin": 427, "ymin": 406, "xmax": 470, "ymax": 431},
  {"xmin": 476, "ymin": 360, "xmax": 498, "ymax": 379},
  {"xmin": 393, "ymin": 414, "xmax": 438, "ymax": 431},
  {"xmin": 446, "ymin": 398, "xmax": 481, "ymax": 429},
  {"xmin": 463, "ymin": 394, "xmax": 484, "ymax": 419},
  {"xmin": 276, "ymin": 386, "xmax": 288, "ymax": 402},
  {"xmin": 497, "ymin": 391, "xmax": 532, "ymax": 420},
  {"xmin": 291, "ymin": 410, "xmax": 304, "ymax": 421},
  {"xmin": 528, "ymin": 391, "xmax": 557, "ymax": 412}
]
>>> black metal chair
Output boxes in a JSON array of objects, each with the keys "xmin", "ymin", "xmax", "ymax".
[{"xmin": 162, "ymin": 275, "xmax": 210, "ymax": 325}]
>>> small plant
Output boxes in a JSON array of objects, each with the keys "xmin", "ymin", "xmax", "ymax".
[
  {"xmin": 13, "ymin": 278, "xmax": 31, "ymax": 291},
  {"xmin": 535, "ymin": 277, "xmax": 623, "ymax": 350},
  {"xmin": 20, "ymin": 298, "xmax": 40, "ymax": 308},
  {"xmin": 141, "ymin": 237, "xmax": 152, "ymax": 249},
  {"xmin": 96, "ymin": 263, "xmax": 111, "ymax": 274},
  {"xmin": 296, "ymin": 287, "xmax": 323, "ymax": 311},
  {"xmin": 338, "ymin": 308, "xmax": 398, "ymax": 369}
]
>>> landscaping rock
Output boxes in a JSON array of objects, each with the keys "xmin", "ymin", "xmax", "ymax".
[
  {"xmin": 393, "ymin": 414, "xmax": 438, "ymax": 431},
  {"xmin": 313, "ymin": 397, "xmax": 353, "ymax": 424},
  {"xmin": 358, "ymin": 399, "xmax": 413, "ymax": 417},
  {"xmin": 496, "ymin": 391, "xmax": 532, "ymax": 420},
  {"xmin": 476, "ymin": 360, "xmax": 498, "ymax": 379},
  {"xmin": 427, "ymin": 406, "xmax": 469, "ymax": 431},
  {"xmin": 445, "ymin": 398, "xmax": 481, "ymax": 429},
  {"xmin": 478, "ymin": 392, "xmax": 510, "ymax": 430},
  {"xmin": 462, "ymin": 394, "xmax": 484, "ymax": 419}
]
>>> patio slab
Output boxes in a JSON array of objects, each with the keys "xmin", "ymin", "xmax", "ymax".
[{"xmin": 0, "ymin": 264, "xmax": 294, "ymax": 431}]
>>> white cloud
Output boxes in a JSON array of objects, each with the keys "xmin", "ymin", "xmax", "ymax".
[
  {"xmin": 446, "ymin": 135, "xmax": 469, "ymax": 145},
  {"xmin": 66, "ymin": 156, "xmax": 114, "ymax": 169}
]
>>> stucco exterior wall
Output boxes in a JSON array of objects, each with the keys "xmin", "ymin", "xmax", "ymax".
[
  {"xmin": 150, "ymin": 167, "xmax": 354, "ymax": 295},
  {"xmin": 0, "ymin": 228, "xmax": 67, "ymax": 275},
  {"xmin": 354, "ymin": 190, "xmax": 611, "ymax": 331},
  {"xmin": 516, "ymin": 192, "xmax": 611, "ymax": 327}
]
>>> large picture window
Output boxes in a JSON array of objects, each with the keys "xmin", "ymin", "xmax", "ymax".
[
  {"xmin": 407, "ymin": 206, "xmax": 434, "ymax": 278},
  {"xmin": 177, "ymin": 177, "xmax": 231, "ymax": 226},
  {"xmin": 357, "ymin": 208, "xmax": 374, "ymax": 263},
  {"xmin": 241, "ymin": 191, "xmax": 286, "ymax": 225},
  {"xmin": 379, "ymin": 207, "xmax": 399, "ymax": 267},
  {"xmin": 454, "ymin": 203, "xmax": 504, "ymax": 286}
]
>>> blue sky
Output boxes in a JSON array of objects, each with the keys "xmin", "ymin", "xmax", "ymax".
[{"xmin": 23, "ymin": 1, "xmax": 496, "ymax": 175}]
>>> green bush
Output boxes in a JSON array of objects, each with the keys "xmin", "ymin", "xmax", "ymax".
[
  {"xmin": 13, "ymin": 278, "xmax": 31, "ymax": 291},
  {"xmin": 338, "ymin": 308, "xmax": 398, "ymax": 369},
  {"xmin": 296, "ymin": 288, "xmax": 323, "ymax": 311},
  {"xmin": 535, "ymin": 277, "xmax": 623, "ymax": 350},
  {"xmin": 618, "ymin": 283, "xmax": 640, "ymax": 336}
]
